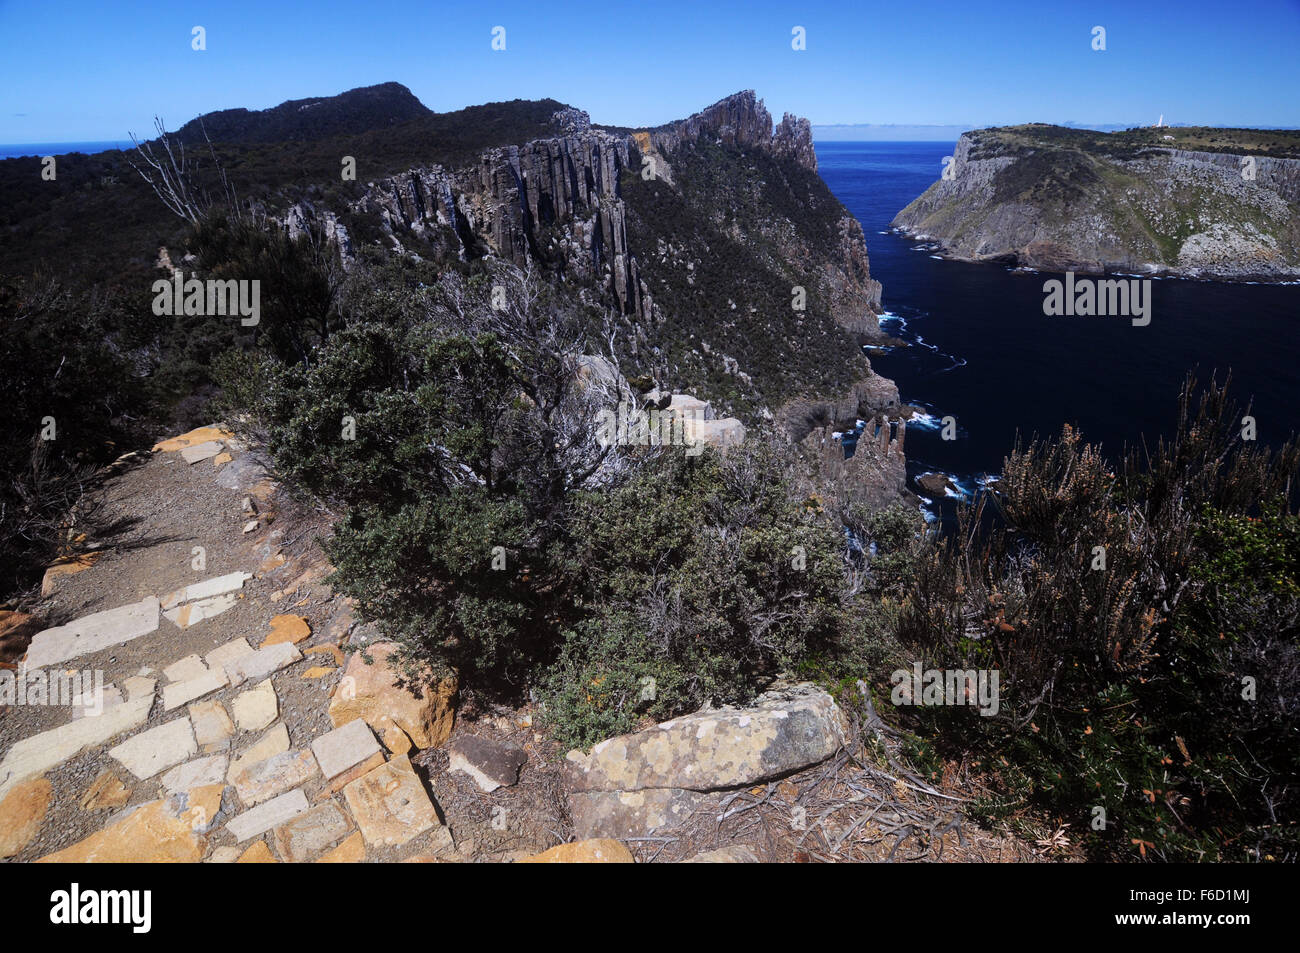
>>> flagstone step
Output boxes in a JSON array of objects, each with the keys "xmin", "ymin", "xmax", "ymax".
[{"xmin": 24, "ymin": 596, "xmax": 160, "ymax": 669}]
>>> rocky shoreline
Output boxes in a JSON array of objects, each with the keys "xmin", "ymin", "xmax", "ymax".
[{"xmin": 893, "ymin": 129, "xmax": 1300, "ymax": 284}]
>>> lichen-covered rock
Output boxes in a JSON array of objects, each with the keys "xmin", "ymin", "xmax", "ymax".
[
  {"xmin": 564, "ymin": 683, "xmax": 848, "ymax": 838},
  {"xmin": 566, "ymin": 683, "xmax": 848, "ymax": 794}
]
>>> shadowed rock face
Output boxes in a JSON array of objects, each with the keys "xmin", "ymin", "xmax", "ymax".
[{"xmin": 894, "ymin": 128, "xmax": 1300, "ymax": 281}]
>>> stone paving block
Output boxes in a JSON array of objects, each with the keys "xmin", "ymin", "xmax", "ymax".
[
  {"xmin": 0, "ymin": 690, "xmax": 154, "ymax": 799},
  {"xmin": 224, "ymin": 642, "xmax": 300, "ymax": 686},
  {"xmin": 24, "ymin": 596, "xmax": 160, "ymax": 669},
  {"xmin": 226, "ymin": 788, "xmax": 309, "ymax": 842},
  {"xmin": 163, "ymin": 654, "xmax": 210, "ymax": 683},
  {"xmin": 37, "ymin": 785, "xmax": 225, "ymax": 862},
  {"xmin": 164, "ymin": 593, "xmax": 238, "ymax": 629},
  {"xmin": 231, "ymin": 678, "xmax": 278, "ymax": 731},
  {"xmin": 180, "ymin": 440, "xmax": 224, "ymax": 464},
  {"xmin": 228, "ymin": 723, "xmax": 290, "ymax": 782},
  {"xmin": 160, "ymin": 754, "xmax": 228, "ymax": 793},
  {"xmin": 343, "ymin": 754, "xmax": 439, "ymax": 848},
  {"xmin": 109, "ymin": 717, "xmax": 197, "ymax": 780},
  {"xmin": 310, "ymin": 717, "xmax": 382, "ymax": 781},
  {"xmin": 273, "ymin": 802, "xmax": 352, "ymax": 862},
  {"xmin": 233, "ymin": 749, "xmax": 318, "ymax": 807},
  {"xmin": 316, "ymin": 830, "xmax": 365, "ymax": 863},
  {"xmin": 204, "ymin": 637, "xmax": 254, "ymax": 670},
  {"xmin": 237, "ymin": 841, "xmax": 276, "ymax": 862},
  {"xmin": 162, "ymin": 669, "xmax": 228, "ymax": 711},
  {"xmin": 189, "ymin": 700, "xmax": 235, "ymax": 749}
]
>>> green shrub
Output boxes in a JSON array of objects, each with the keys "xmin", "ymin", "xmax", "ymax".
[{"xmin": 895, "ymin": 375, "xmax": 1300, "ymax": 860}]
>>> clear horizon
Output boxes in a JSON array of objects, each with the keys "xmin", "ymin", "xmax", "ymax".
[{"xmin": 2, "ymin": 0, "xmax": 1298, "ymax": 142}]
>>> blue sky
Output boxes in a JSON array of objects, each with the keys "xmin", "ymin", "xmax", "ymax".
[{"xmin": 1, "ymin": 0, "xmax": 1297, "ymax": 142}]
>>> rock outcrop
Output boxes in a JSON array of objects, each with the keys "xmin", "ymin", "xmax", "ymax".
[
  {"xmin": 564, "ymin": 683, "xmax": 848, "ymax": 839},
  {"xmin": 894, "ymin": 125, "xmax": 1300, "ymax": 281}
]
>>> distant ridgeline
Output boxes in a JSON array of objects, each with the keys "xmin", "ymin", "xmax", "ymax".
[
  {"xmin": 0, "ymin": 83, "xmax": 899, "ymax": 424},
  {"xmin": 893, "ymin": 124, "xmax": 1300, "ymax": 282}
]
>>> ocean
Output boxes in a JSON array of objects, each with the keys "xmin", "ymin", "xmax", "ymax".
[
  {"xmin": 817, "ymin": 141, "xmax": 1300, "ymax": 519},
  {"xmin": 0, "ymin": 141, "xmax": 130, "ymax": 160}
]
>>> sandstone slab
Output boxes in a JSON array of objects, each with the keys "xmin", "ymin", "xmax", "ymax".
[
  {"xmin": 224, "ymin": 641, "xmax": 300, "ymax": 686},
  {"xmin": 153, "ymin": 425, "xmax": 233, "ymax": 453},
  {"xmin": 232, "ymin": 678, "xmax": 278, "ymax": 731},
  {"xmin": 205, "ymin": 637, "xmax": 254, "ymax": 671},
  {"xmin": 519, "ymin": 839, "xmax": 634, "ymax": 864},
  {"xmin": 164, "ymin": 593, "xmax": 239, "ymax": 628},
  {"xmin": 180, "ymin": 440, "xmax": 225, "ymax": 464},
  {"xmin": 263, "ymin": 614, "xmax": 311, "ymax": 646},
  {"xmin": 328, "ymin": 641, "xmax": 456, "ymax": 749},
  {"xmin": 568, "ymin": 788, "xmax": 710, "ymax": 840},
  {"xmin": 273, "ymin": 802, "xmax": 352, "ymax": 861},
  {"xmin": 343, "ymin": 754, "xmax": 439, "ymax": 848},
  {"xmin": 226, "ymin": 788, "xmax": 309, "ymax": 842},
  {"xmin": 24, "ymin": 596, "xmax": 160, "ymax": 669},
  {"xmin": 163, "ymin": 653, "xmax": 210, "ymax": 682},
  {"xmin": 0, "ymin": 777, "xmax": 52, "ymax": 858},
  {"xmin": 80, "ymin": 770, "xmax": 131, "ymax": 811},
  {"xmin": 38, "ymin": 785, "xmax": 224, "ymax": 862},
  {"xmin": 319, "ymin": 750, "xmax": 385, "ymax": 797},
  {"xmin": 233, "ymin": 749, "xmax": 318, "ymax": 806},
  {"xmin": 162, "ymin": 669, "xmax": 228, "ymax": 711},
  {"xmin": 160, "ymin": 755, "xmax": 228, "ymax": 793},
  {"xmin": 565, "ymin": 683, "xmax": 848, "ymax": 794},
  {"xmin": 0, "ymin": 689, "xmax": 153, "ymax": 800},
  {"xmin": 109, "ymin": 717, "xmax": 197, "ymax": 779},
  {"xmin": 189, "ymin": 700, "xmax": 235, "ymax": 749},
  {"xmin": 228, "ymin": 723, "xmax": 290, "ymax": 782},
  {"xmin": 237, "ymin": 840, "xmax": 276, "ymax": 863},
  {"xmin": 310, "ymin": 717, "xmax": 382, "ymax": 781},
  {"xmin": 317, "ymin": 830, "xmax": 365, "ymax": 863}
]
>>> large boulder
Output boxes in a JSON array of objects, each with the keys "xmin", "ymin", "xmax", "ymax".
[
  {"xmin": 328, "ymin": 642, "xmax": 456, "ymax": 750},
  {"xmin": 564, "ymin": 683, "xmax": 848, "ymax": 839}
]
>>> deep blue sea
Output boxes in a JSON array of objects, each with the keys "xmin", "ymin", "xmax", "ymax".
[
  {"xmin": 0, "ymin": 141, "xmax": 129, "ymax": 160},
  {"xmin": 817, "ymin": 141, "xmax": 1300, "ymax": 518}
]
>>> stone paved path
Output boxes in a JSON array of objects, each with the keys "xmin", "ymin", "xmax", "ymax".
[{"xmin": 0, "ymin": 426, "xmax": 473, "ymax": 863}]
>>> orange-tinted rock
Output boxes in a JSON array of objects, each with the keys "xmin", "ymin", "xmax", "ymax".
[
  {"xmin": 328, "ymin": 642, "xmax": 456, "ymax": 750},
  {"xmin": 0, "ymin": 777, "xmax": 52, "ymax": 858},
  {"xmin": 236, "ymin": 840, "xmax": 277, "ymax": 863},
  {"xmin": 37, "ymin": 785, "xmax": 224, "ymax": 863},
  {"xmin": 318, "ymin": 750, "xmax": 387, "ymax": 798},
  {"xmin": 152, "ymin": 426, "xmax": 233, "ymax": 453},
  {"xmin": 263, "ymin": 614, "xmax": 311, "ymax": 647},
  {"xmin": 40, "ymin": 553, "xmax": 102, "ymax": 596},
  {"xmin": 316, "ymin": 830, "xmax": 365, "ymax": 863},
  {"xmin": 342, "ymin": 755, "xmax": 440, "ymax": 847},
  {"xmin": 80, "ymin": 770, "xmax": 131, "ymax": 811},
  {"xmin": 305, "ymin": 644, "xmax": 346, "ymax": 667},
  {"xmin": 519, "ymin": 839, "xmax": 634, "ymax": 863}
]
